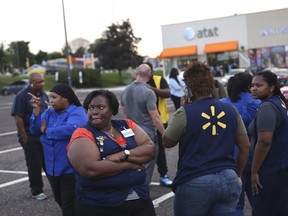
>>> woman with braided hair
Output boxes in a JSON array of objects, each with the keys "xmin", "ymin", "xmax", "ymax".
[{"xmin": 29, "ymin": 83, "xmax": 87, "ymax": 216}]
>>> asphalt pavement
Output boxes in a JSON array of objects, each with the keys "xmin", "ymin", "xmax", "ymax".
[{"xmin": 0, "ymin": 86, "xmax": 252, "ymax": 216}]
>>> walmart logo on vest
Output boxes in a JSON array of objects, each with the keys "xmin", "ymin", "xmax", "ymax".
[{"xmin": 201, "ymin": 106, "xmax": 226, "ymax": 136}]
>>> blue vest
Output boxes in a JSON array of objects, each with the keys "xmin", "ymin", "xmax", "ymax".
[
  {"xmin": 172, "ymin": 97, "xmax": 238, "ymax": 190},
  {"xmin": 75, "ymin": 120, "xmax": 150, "ymax": 206},
  {"xmin": 256, "ymin": 96, "xmax": 288, "ymax": 174}
]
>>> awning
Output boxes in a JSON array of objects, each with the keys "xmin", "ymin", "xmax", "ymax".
[
  {"xmin": 158, "ymin": 45, "xmax": 197, "ymax": 58},
  {"xmin": 204, "ymin": 41, "xmax": 238, "ymax": 53}
]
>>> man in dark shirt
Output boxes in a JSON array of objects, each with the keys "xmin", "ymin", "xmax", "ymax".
[{"xmin": 11, "ymin": 73, "xmax": 49, "ymax": 200}]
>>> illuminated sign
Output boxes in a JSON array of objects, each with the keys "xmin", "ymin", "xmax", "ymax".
[
  {"xmin": 184, "ymin": 27, "xmax": 219, "ymax": 40},
  {"xmin": 259, "ymin": 27, "xmax": 288, "ymax": 36}
]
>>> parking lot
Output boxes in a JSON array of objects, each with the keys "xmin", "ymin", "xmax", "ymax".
[{"xmin": 0, "ymin": 88, "xmax": 252, "ymax": 216}]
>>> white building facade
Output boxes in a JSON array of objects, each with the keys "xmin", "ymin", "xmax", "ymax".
[{"xmin": 160, "ymin": 8, "xmax": 288, "ymax": 75}]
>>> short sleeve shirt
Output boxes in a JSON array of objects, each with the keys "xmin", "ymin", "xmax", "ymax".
[{"xmin": 165, "ymin": 105, "xmax": 247, "ymax": 142}]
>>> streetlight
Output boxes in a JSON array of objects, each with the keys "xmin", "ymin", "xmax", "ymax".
[{"xmin": 62, "ymin": 0, "xmax": 72, "ymax": 87}]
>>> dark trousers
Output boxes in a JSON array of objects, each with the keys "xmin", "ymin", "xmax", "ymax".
[
  {"xmin": 46, "ymin": 173, "xmax": 76, "ymax": 216},
  {"xmin": 235, "ymin": 164, "xmax": 253, "ymax": 216},
  {"xmin": 75, "ymin": 198, "xmax": 156, "ymax": 216},
  {"xmin": 171, "ymin": 95, "xmax": 181, "ymax": 110},
  {"xmin": 19, "ymin": 135, "xmax": 45, "ymax": 195},
  {"xmin": 252, "ymin": 168, "xmax": 288, "ymax": 216},
  {"xmin": 156, "ymin": 123, "xmax": 168, "ymax": 177}
]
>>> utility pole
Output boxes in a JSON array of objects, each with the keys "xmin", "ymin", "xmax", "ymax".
[{"xmin": 62, "ymin": 0, "xmax": 72, "ymax": 87}]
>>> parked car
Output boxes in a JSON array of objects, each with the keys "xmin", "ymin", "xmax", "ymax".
[
  {"xmin": 220, "ymin": 68, "xmax": 248, "ymax": 86},
  {"xmin": 1, "ymin": 79, "xmax": 29, "ymax": 96},
  {"xmin": 264, "ymin": 68, "xmax": 288, "ymax": 87}
]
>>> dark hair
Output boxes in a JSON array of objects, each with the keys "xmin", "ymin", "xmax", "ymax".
[
  {"xmin": 183, "ymin": 62, "xmax": 214, "ymax": 96},
  {"xmin": 169, "ymin": 68, "xmax": 180, "ymax": 85},
  {"xmin": 83, "ymin": 90, "xmax": 119, "ymax": 115},
  {"xmin": 227, "ymin": 72, "xmax": 252, "ymax": 102},
  {"xmin": 50, "ymin": 83, "xmax": 82, "ymax": 106},
  {"xmin": 144, "ymin": 62, "xmax": 153, "ymax": 72},
  {"xmin": 254, "ymin": 70, "xmax": 285, "ymax": 100}
]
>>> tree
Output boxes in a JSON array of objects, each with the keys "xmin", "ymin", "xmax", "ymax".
[
  {"xmin": 47, "ymin": 52, "xmax": 63, "ymax": 60},
  {"xmin": 69, "ymin": 38, "xmax": 90, "ymax": 54},
  {"xmin": 35, "ymin": 50, "xmax": 48, "ymax": 65},
  {"xmin": 91, "ymin": 19, "xmax": 143, "ymax": 80},
  {"xmin": 74, "ymin": 47, "xmax": 86, "ymax": 57},
  {"xmin": 0, "ymin": 43, "xmax": 8, "ymax": 73},
  {"xmin": 6, "ymin": 41, "xmax": 31, "ymax": 72}
]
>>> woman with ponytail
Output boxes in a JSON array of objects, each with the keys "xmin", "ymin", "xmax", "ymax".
[
  {"xmin": 220, "ymin": 72, "xmax": 260, "ymax": 216},
  {"xmin": 249, "ymin": 71, "xmax": 288, "ymax": 216}
]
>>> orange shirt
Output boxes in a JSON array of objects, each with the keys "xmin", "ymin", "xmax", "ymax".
[{"xmin": 67, "ymin": 119, "xmax": 137, "ymax": 150}]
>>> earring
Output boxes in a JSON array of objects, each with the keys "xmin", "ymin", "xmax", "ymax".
[{"xmin": 31, "ymin": 84, "xmax": 34, "ymax": 87}]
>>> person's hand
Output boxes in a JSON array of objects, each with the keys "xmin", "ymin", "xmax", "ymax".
[
  {"xmin": 40, "ymin": 119, "xmax": 47, "ymax": 134},
  {"xmin": 28, "ymin": 92, "xmax": 41, "ymax": 108},
  {"xmin": 238, "ymin": 177, "xmax": 242, "ymax": 186},
  {"xmin": 251, "ymin": 172, "xmax": 262, "ymax": 195},
  {"xmin": 23, "ymin": 133, "xmax": 28, "ymax": 145},
  {"xmin": 181, "ymin": 95, "xmax": 190, "ymax": 106},
  {"xmin": 105, "ymin": 151, "xmax": 125, "ymax": 162}
]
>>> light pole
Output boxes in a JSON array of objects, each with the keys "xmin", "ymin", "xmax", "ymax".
[{"xmin": 62, "ymin": 0, "xmax": 72, "ymax": 87}]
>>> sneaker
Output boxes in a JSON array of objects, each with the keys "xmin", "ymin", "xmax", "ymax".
[
  {"xmin": 159, "ymin": 174, "xmax": 173, "ymax": 187},
  {"xmin": 32, "ymin": 193, "xmax": 47, "ymax": 201}
]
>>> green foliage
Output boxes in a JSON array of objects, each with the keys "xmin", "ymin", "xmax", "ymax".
[
  {"xmin": 0, "ymin": 75, "xmax": 56, "ymax": 91},
  {"xmin": 44, "ymin": 75, "xmax": 57, "ymax": 91},
  {"xmin": 35, "ymin": 50, "xmax": 48, "ymax": 65},
  {"xmin": 90, "ymin": 20, "xmax": 143, "ymax": 75},
  {"xmin": 0, "ymin": 72, "xmax": 134, "ymax": 91}
]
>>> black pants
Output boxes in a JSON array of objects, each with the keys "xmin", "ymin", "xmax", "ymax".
[
  {"xmin": 75, "ymin": 198, "xmax": 156, "ymax": 216},
  {"xmin": 156, "ymin": 123, "xmax": 168, "ymax": 177},
  {"xmin": 252, "ymin": 169, "xmax": 288, "ymax": 216},
  {"xmin": 171, "ymin": 95, "xmax": 181, "ymax": 110},
  {"xmin": 19, "ymin": 135, "xmax": 45, "ymax": 195},
  {"xmin": 46, "ymin": 173, "xmax": 76, "ymax": 216}
]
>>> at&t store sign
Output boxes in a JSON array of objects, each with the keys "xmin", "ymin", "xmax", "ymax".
[{"xmin": 184, "ymin": 27, "xmax": 219, "ymax": 41}]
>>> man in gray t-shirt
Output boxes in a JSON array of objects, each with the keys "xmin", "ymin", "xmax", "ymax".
[{"xmin": 120, "ymin": 64, "xmax": 165, "ymax": 185}]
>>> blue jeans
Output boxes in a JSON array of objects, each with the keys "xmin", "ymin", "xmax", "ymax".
[
  {"xmin": 174, "ymin": 169, "xmax": 241, "ymax": 216},
  {"xmin": 252, "ymin": 169, "xmax": 288, "ymax": 216},
  {"xmin": 235, "ymin": 165, "xmax": 253, "ymax": 216}
]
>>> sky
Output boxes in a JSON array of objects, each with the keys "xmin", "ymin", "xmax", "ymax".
[{"xmin": 1, "ymin": 0, "xmax": 288, "ymax": 58}]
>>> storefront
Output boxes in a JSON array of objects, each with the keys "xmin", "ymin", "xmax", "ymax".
[{"xmin": 159, "ymin": 8, "xmax": 288, "ymax": 75}]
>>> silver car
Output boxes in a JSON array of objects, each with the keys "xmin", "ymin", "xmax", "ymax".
[
  {"xmin": 1, "ymin": 79, "xmax": 29, "ymax": 96},
  {"xmin": 220, "ymin": 69, "xmax": 247, "ymax": 86}
]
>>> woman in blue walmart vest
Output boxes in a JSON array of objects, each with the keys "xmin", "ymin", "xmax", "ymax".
[
  {"xmin": 249, "ymin": 71, "xmax": 288, "ymax": 216},
  {"xmin": 67, "ymin": 90, "xmax": 156, "ymax": 216},
  {"xmin": 220, "ymin": 72, "xmax": 261, "ymax": 216},
  {"xmin": 162, "ymin": 62, "xmax": 250, "ymax": 216},
  {"xmin": 30, "ymin": 83, "xmax": 88, "ymax": 216}
]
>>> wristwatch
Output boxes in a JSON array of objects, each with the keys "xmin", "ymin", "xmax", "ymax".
[{"xmin": 124, "ymin": 149, "xmax": 130, "ymax": 160}]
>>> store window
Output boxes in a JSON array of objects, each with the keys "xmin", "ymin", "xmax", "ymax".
[
  {"xmin": 207, "ymin": 51, "xmax": 239, "ymax": 75},
  {"xmin": 249, "ymin": 46, "xmax": 287, "ymax": 70},
  {"xmin": 177, "ymin": 56, "xmax": 198, "ymax": 71}
]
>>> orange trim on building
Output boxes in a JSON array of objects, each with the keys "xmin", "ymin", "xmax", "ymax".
[
  {"xmin": 204, "ymin": 41, "xmax": 238, "ymax": 53},
  {"xmin": 158, "ymin": 45, "xmax": 197, "ymax": 58}
]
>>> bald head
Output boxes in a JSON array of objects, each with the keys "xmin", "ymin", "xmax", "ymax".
[
  {"xmin": 29, "ymin": 73, "xmax": 45, "ymax": 92},
  {"xmin": 136, "ymin": 64, "xmax": 151, "ymax": 78},
  {"xmin": 29, "ymin": 73, "xmax": 44, "ymax": 83}
]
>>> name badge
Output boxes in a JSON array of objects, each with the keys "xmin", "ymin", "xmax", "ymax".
[{"xmin": 121, "ymin": 128, "xmax": 135, "ymax": 138}]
